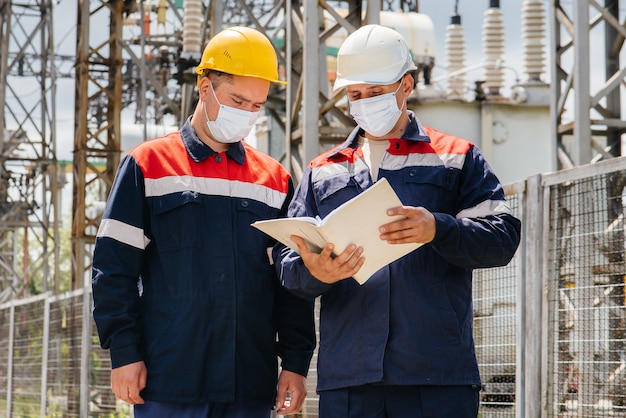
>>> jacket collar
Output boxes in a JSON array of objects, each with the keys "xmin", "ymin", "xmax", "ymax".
[
  {"xmin": 180, "ymin": 117, "xmax": 246, "ymax": 165},
  {"xmin": 328, "ymin": 110, "xmax": 431, "ymax": 158}
]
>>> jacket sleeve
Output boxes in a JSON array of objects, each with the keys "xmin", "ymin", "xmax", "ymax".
[
  {"xmin": 430, "ymin": 145, "xmax": 521, "ymax": 268},
  {"xmin": 274, "ymin": 285, "xmax": 316, "ymax": 376},
  {"xmin": 91, "ymin": 155, "xmax": 147, "ymax": 369},
  {"xmin": 273, "ymin": 178, "xmax": 317, "ymax": 376},
  {"xmin": 273, "ymin": 170, "xmax": 335, "ymax": 299}
]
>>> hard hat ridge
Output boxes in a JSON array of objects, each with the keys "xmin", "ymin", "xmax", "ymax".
[{"xmin": 333, "ymin": 24, "xmax": 417, "ymax": 92}]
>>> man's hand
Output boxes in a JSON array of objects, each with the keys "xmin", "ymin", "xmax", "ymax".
[
  {"xmin": 111, "ymin": 361, "xmax": 147, "ymax": 405},
  {"xmin": 291, "ymin": 235, "xmax": 365, "ymax": 284},
  {"xmin": 275, "ymin": 370, "xmax": 307, "ymax": 415},
  {"xmin": 379, "ymin": 206, "xmax": 436, "ymax": 244}
]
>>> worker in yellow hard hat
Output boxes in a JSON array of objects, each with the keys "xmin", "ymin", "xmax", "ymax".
[
  {"xmin": 91, "ymin": 26, "xmax": 315, "ymax": 418},
  {"xmin": 193, "ymin": 26, "xmax": 287, "ymax": 148}
]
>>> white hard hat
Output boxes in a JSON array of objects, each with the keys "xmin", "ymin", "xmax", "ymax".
[{"xmin": 333, "ymin": 24, "xmax": 417, "ymax": 92}]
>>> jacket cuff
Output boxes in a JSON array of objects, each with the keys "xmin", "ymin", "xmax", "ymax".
[
  {"xmin": 431, "ymin": 212, "xmax": 459, "ymax": 246},
  {"xmin": 110, "ymin": 343, "xmax": 143, "ymax": 369},
  {"xmin": 279, "ymin": 349, "xmax": 314, "ymax": 378}
]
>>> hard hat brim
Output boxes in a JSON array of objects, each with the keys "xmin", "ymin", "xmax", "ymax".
[
  {"xmin": 333, "ymin": 75, "xmax": 396, "ymax": 92},
  {"xmin": 195, "ymin": 67, "xmax": 288, "ymax": 84},
  {"xmin": 333, "ymin": 62, "xmax": 417, "ymax": 92}
]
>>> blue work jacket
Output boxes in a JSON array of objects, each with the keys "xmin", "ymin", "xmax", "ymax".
[
  {"xmin": 274, "ymin": 112, "xmax": 521, "ymax": 392},
  {"xmin": 92, "ymin": 120, "xmax": 315, "ymax": 406}
]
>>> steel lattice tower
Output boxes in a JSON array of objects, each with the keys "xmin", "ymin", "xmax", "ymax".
[{"xmin": 0, "ymin": 0, "xmax": 61, "ymax": 300}]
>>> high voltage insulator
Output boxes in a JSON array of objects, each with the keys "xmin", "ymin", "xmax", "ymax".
[
  {"xmin": 522, "ymin": 0, "xmax": 546, "ymax": 82},
  {"xmin": 482, "ymin": 0, "xmax": 505, "ymax": 96},
  {"xmin": 157, "ymin": 0, "xmax": 167, "ymax": 30},
  {"xmin": 445, "ymin": 13, "xmax": 466, "ymax": 100},
  {"xmin": 182, "ymin": 0, "xmax": 203, "ymax": 57}
]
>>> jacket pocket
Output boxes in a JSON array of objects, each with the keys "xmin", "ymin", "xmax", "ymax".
[
  {"xmin": 237, "ymin": 197, "xmax": 279, "ymax": 256},
  {"xmin": 313, "ymin": 173, "xmax": 363, "ymax": 218},
  {"xmin": 150, "ymin": 191, "xmax": 201, "ymax": 251},
  {"xmin": 397, "ymin": 167, "xmax": 459, "ymax": 211}
]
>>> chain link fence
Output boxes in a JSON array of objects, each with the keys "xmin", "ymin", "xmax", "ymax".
[
  {"xmin": 545, "ymin": 166, "xmax": 626, "ymax": 416},
  {"xmin": 0, "ymin": 290, "xmax": 129, "ymax": 418},
  {"xmin": 1, "ymin": 157, "xmax": 626, "ymax": 417}
]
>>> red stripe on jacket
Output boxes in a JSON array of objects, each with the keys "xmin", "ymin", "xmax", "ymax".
[{"xmin": 128, "ymin": 131, "xmax": 291, "ymax": 194}]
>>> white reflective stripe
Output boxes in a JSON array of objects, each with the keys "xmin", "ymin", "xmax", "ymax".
[
  {"xmin": 456, "ymin": 199, "xmax": 512, "ymax": 219},
  {"xmin": 144, "ymin": 176, "xmax": 286, "ymax": 209},
  {"xmin": 311, "ymin": 159, "xmax": 369, "ymax": 183},
  {"xmin": 230, "ymin": 181, "xmax": 286, "ymax": 209},
  {"xmin": 97, "ymin": 218, "xmax": 150, "ymax": 250},
  {"xmin": 312, "ymin": 162, "xmax": 347, "ymax": 183},
  {"xmin": 381, "ymin": 152, "xmax": 466, "ymax": 171},
  {"xmin": 440, "ymin": 153, "xmax": 466, "ymax": 169}
]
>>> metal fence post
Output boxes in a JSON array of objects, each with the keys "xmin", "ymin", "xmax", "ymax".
[
  {"xmin": 40, "ymin": 295, "xmax": 51, "ymax": 417},
  {"xmin": 6, "ymin": 303, "xmax": 14, "ymax": 418},
  {"xmin": 81, "ymin": 287, "xmax": 91, "ymax": 417},
  {"xmin": 522, "ymin": 174, "xmax": 545, "ymax": 417}
]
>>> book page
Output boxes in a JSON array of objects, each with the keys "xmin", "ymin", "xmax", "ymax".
[
  {"xmin": 251, "ymin": 217, "xmax": 328, "ymax": 253},
  {"xmin": 318, "ymin": 178, "xmax": 422, "ymax": 284}
]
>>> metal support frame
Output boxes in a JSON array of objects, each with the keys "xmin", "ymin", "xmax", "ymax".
[
  {"xmin": 551, "ymin": 0, "xmax": 624, "ymax": 168},
  {"xmin": 0, "ymin": 0, "xmax": 59, "ymax": 301},
  {"xmin": 72, "ymin": 0, "xmax": 124, "ymax": 290}
]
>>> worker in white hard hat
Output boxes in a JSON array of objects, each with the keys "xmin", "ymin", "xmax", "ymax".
[
  {"xmin": 273, "ymin": 24, "xmax": 521, "ymax": 417},
  {"xmin": 92, "ymin": 26, "xmax": 315, "ymax": 418}
]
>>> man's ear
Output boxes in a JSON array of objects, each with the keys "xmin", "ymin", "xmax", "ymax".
[
  {"xmin": 197, "ymin": 76, "xmax": 210, "ymax": 101},
  {"xmin": 403, "ymin": 73, "xmax": 415, "ymax": 96}
]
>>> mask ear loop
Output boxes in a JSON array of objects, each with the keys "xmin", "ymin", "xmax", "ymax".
[
  {"xmin": 203, "ymin": 100, "xmax": 211, "ymax": 124},
  {"xmin": 393, "ymin": 77, "xmax": 406, "ymax": 112},
  {"xmin": 203, "ymin": 79, "xmax": 221, "ymax": 123},
  {"xmin": 393, "ymin": 80, "xmax": 403, "ymax": 96},
  {"xmin": 209, "ymin": 79, "xmax": 223, "ymax": 107}
]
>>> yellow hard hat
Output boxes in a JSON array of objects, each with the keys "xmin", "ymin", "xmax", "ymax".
[{"xmin": 195, "ymin": 26, "xmax": 286, "ymax": 84}]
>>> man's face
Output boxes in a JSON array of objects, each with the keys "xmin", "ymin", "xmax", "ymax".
[
  {"xmin": 345, "ymin": 80, "xmax": 402, "ymax": 103},
  {"xmin": 205, "ymin": 74, "xmax": 270, "ymax": 119}
]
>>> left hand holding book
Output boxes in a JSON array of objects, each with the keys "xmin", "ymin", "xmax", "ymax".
[{"xmin": 252, "ymin": 178, "xmax": 423, "ymax": 284}]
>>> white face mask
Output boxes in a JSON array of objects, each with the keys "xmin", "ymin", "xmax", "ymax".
[
  {"xmin": 349, "ymin": 82, "xmax": 404, "ymax": 137},
  {"xmin": 204, "ymin": 81, "xmax": 260, "ymax": 144}
]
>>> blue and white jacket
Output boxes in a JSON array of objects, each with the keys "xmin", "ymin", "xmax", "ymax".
[
  {"xmin": 274, "ymin": 111, "xmax": 521, "ymax": 392},
  {"xmin": 92, "ymin": 120, "xmax": 315, "ymax": 406}
]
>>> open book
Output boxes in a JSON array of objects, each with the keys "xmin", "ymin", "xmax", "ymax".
[{"xmin": 252, "ymin": 178, "xmax": 422, "ymax": 284}]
